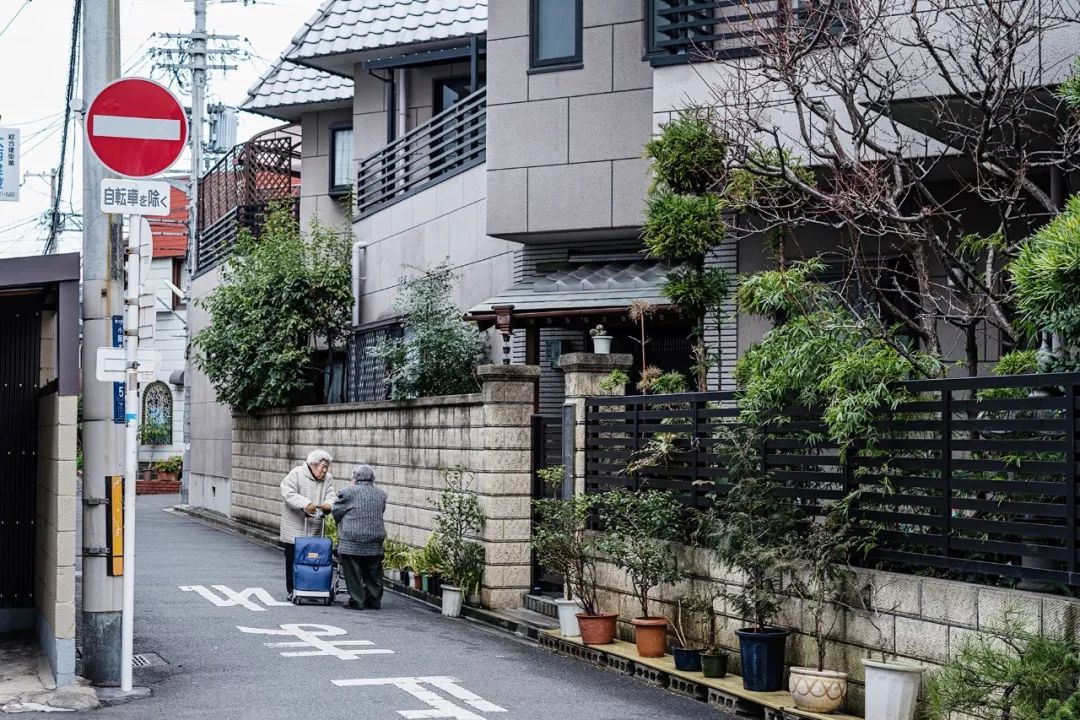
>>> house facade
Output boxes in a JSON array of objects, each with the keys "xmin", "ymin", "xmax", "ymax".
[{"xmin": 184, "ymin": 0, "xmax": 1079, "ymax": 515}]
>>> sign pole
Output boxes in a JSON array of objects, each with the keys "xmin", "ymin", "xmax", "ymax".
[{"xmin": 120, "ymin": 215, "xmax": 142, "ymax": 692}]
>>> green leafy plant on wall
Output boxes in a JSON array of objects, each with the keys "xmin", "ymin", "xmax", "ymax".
[
  {"xmin": 734, "ymin": 260, "xmax": 941, "ymax": 453},
  {"xmin": 598, "ymin": 369, "xmax": 629, "ymax": 395},
  {"xmin": 194, "ymin": 204, "xmax": 352, "ymax": 412},
  {"xmin": 374, "ymin": 262, "xmax": 486, "ymax": 401}
]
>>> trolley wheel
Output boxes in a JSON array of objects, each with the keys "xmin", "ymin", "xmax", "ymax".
[{"xmin": 324, "ymin": 597, "xmax": 333, "ymax": 606}]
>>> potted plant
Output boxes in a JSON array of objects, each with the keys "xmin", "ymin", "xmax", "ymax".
[
  {"xmin": 596, "ymin": 488, "xmax": 684, "ymax": 658},
  {"xmin": 590, "ymin": 324, "xmax": 612, "ymax": 354},
  {"xmin": 431, "ymin": 466, "xmax": 484, "ymax": 618},
  {"xmin": 152, "ymin": 455, "xmax": 183, "ymax": 483},
  {"xmin": 787, "ymin": 492, "xmax": 868, "ymax": 713},
  {"xmin": 532, "ymin": 493, "xmax": 604, "ymax": 638},
  {"xmin": 457, "ymin": 542, "xmax": 485, "ymax": 608},
  {"xmin": 708, "ymin": 428, "xmax": 801, "ymax": 692},
  {"xmin": 670, "ymin": 593, "xmax": 716, "ymax": 672}
]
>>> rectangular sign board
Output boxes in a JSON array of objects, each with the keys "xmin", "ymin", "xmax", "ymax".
[
  {"xmin": 107, "ymin": 475, "xmax": 124, "ymax": 576},
  {"xmin": 112, "ymin": 316, "xmax": 125, "ymax": 424},
  {"xmin": 96, "ymin": 346, "xmax": 161, "ymax": 383},
  {"xmin": 0, "ymin": 128, "xmax": 19, "ymax": 202},
  {"xmin": 100, "ymin": 178, "xmax": 171, "ymax": 216}
]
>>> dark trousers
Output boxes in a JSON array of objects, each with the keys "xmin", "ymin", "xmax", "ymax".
[
  {"xmin": 283, "ymin": 543, "xmax": 295, "ymax": 595},
  {"xmin": 340, "ymin": 554, "xmax": 383, "ymax": 609}
]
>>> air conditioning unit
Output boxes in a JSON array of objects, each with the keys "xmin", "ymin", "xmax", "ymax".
[{"xmin": 207, "ymin": 104, "xmax": 238, "ymax": 153}]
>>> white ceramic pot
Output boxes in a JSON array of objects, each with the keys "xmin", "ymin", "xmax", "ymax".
[
  {"xmin": 441, "ymin": 585, "xmax": 464, "ymax": 618},
  {"xmin": 554, "ymin": 598, "xmax": 583, "ymax": 637},
  {"xmin": 387, "ymin": 569, "xmax": 401, "ymax": 583},
  {"xmin": 789, "ymin": 667, "xmax": 848, "ymax": 713},
  {"xmin": 862, "ymin": 660, "xmax": 924, "ymax": 720},
  {"xmin": 592, "ymin": 336, "xmax": 612, "ymax": 354}
]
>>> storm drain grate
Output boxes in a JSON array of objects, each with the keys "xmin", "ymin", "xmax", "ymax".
[{"xmin": 131, "ymin": 652, "xmax": 165, "ymax": 669}]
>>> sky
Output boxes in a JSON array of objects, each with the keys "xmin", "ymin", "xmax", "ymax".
[{"xmin": 0, "ymin": 0, "xmax": 320, "ymax": 258}]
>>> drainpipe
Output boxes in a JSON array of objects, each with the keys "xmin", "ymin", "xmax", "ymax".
[
  {"xmin": 352, "ymin": 240, "xmax": 367, "ymax": 328},
  {"xmin": 396, "ymin": 68, "xmax": 408, "ymax": 138}
]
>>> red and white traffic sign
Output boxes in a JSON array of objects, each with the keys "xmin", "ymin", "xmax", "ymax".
[{"xmin": 86, "ymin": 77, "xmax": 188, "ymax": 179}]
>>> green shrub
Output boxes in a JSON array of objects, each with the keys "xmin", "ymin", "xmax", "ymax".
[
  {"xmin": 661, "ymin": 267, "xmax": 731, "ymax": 324},
  {"xmin": 151, "ymin": 456, "xmax": 183, "ymax": 474},
  {"xmin": 644, "ymin": 112, "xmax": 727, "ymax": 195},
  {"xmin": 430, "ymin": 466, "xmax": 485, "ymax": 588},
  {"xmin": 595, "ymin": 489, "xmax": 684, "ymax": 618},
  {"xmin": 925, "ymin": 615, "xmax": 1080, "ymax": 720},
  {"xmin": 643, "ymin": 192, "xmax": 726, "ymax": 261},
  {"xmin": 374, "ymin": 262, "xmax": 486, "ymax": 401},
  {"xmin": 138, "ymin": 419, "xmax": 172, "ymax": 445},
  {"xmin": 1010, "ymin": 195, "xmax": 1080, "ymax": 350},
  {"xmin": 531, "ymin": 494, "xmax": 600, "ymax": 611},
  {"xmin": 735, "ymin": 258, "xmax": 826, "ymax": 325},
  {"xmin": 194, "ymin": 205, "xmax": 352, "ymax": 412}
]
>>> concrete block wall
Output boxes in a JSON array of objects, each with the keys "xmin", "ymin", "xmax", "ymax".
[
  {"xmin": 231, "ymin": 364, "xmax": 540, "ymax": 609},
  {"xmin": 34, "ymin": 391, "xmax": 77, "ymax": 686}
]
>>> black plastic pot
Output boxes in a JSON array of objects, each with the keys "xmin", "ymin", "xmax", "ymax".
[
  {"xmin": 400, "ymin": 569, "xmax": 411, "ymax": 586},
  {"xmin": 672, "ymin": 647, "xmax": 702, "ymax": 672},
  {"xmin": 701, "ymin": 652, "xmax": 728, "ymax": 678},
  {"xmin": 430, "ymin": 574, "xmax": 442, "ymax": 597},
  {"xmin": 735, "ymin": 627, "xmax": 789, "ymax": 692}
]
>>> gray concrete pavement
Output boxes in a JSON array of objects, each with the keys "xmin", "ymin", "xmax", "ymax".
[{"xmin": 47, "ymin": 495, "xmax": 727, "ymax": 720}]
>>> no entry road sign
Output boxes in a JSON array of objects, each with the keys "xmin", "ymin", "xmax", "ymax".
[{"xmin": 86, "ymin": 77, "xmax": 188, "ymax": 178}]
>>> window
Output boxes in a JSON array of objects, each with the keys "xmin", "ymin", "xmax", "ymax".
[
  {"xmin": 141, "ymin": 382, "xmax": 173, "ymax": 446},
  {"xmin": 530, "ymin": 0, "xmax": 582, "ymax": 70},
  {"xmin": 329, "ymin": 126, "xmax": 353, "ymax": 195},
  {"xmin": 433, "ymin": 76, "xmax": 482, "ymax": 115},
  {"xmin": 171, "ymin": 258, "xmax": 184, "ymax": 309}
]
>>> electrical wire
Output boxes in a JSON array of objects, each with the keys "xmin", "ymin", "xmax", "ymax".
[
  {"xmin": 44, "ymin": 0, "xmax": 81, "ymax": 255},
  {"xmin": 0, "ymin": 0, "xmax": 32, "ymax": 41}
]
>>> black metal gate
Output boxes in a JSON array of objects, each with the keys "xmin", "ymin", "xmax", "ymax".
[
  {"xmin": 530, "ymin": 414, "xmax": 563, "ymax": 594},
  {"xmin": 0, "ymin": 296, "xmax": 40, "ymax": 610}
]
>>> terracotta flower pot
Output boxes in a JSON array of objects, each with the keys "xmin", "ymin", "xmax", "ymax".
[
  {"xmin": 789, "ymin": 667, "xmax": 848, "ymax": 713},
  {"xmin": 576, "ymin": 613, "xmax": 618, "ymax": 645},
  {"xmin": 631, "ymin": 617, "xmax": 668, "ymax": 658}
]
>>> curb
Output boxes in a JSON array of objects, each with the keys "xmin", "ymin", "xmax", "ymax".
[{"xmin": 167, "ymin": 505, "xmax": 552, "ymax": 643}]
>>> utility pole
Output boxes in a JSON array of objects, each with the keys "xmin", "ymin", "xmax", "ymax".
[
  {"xmin": 80, "ymin": 0, "xmax": 124, "ymax": 686},
  {"xmin": 181, "ymin": 0, "xmax": 206, "ymax": 506},
  {"xmin": 24, "ymin": 168, "xmax": 59, "ymax": 252}
]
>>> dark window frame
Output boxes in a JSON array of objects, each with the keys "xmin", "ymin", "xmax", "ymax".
[
  {"xmin": 529, "ymin": 0, "xmax": 584, "ymax": 72},
  {"xmin": 171, "ymin": 257, "xmax": 184, "ymax": 309},
  {"xmin": 328, "ymin": 123, "xmax": 354, "ymax": 198},
  {"xmin": 431, "ymin": 74, "xmax": 486, "ymax": 115}
]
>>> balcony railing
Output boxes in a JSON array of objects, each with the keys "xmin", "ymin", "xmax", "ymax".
[
  {"xmin": 196, "ymin": 133, "xmax": 299, "ymax": 274},
  {"xmin": 355, "ymin": 87, "xmax": 486, "ymax": 220}
]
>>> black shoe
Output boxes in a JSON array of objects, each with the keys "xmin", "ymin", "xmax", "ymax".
[
  {"xmin": 363, "ymin": 603, "xmax": 381, "ymax": 610},
  {"xmin": 344, "ymin": 600, "xmax": 363, "ymax": 610}
]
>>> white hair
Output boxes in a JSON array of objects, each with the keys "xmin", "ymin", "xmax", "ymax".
[{"xmin": 306, "ymin": 449, "xmax": 333, "ymax": 466}]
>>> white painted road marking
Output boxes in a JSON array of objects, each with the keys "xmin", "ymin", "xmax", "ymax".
[
  {"xmin": 91, "ymin": 115, "xmax": 182, "ymax": 141},
  {"xmin": 238, "ymin": 624, "xmax": 395, "ymax": 660},
  {"xmin": 178, "ymin": 585, "xmax": 292, "ymax": 611},
  {"xmin": 332, "ymin": 677, "xmax": 507, "ymax": 720}
]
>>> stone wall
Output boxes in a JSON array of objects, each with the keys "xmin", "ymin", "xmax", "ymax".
[{"xmin": 231, "ymin": 364, "xmax": 540, "ymax": 609}]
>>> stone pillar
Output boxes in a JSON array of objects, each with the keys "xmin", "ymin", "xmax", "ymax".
[
  {"xmin": 559, "ymin": 353, "xmax": 633, "ymax": 496},
  {"xmin": 476, "ymin": 363, "xmax": 540, "ymax": 609}
]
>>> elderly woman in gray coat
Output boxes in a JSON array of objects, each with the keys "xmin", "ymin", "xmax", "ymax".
[
  {"xmin": 332, "ymin": 464, "xmax": 387, "ymax": 610},
  {"xmin": 279, "ymin": 449, "xmax": 336, "ymax": 600}
]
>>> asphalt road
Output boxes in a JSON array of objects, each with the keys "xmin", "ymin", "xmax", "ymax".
[{"xmin": 51, "ymin": 495, "xmax": 729, "ymax": 720}]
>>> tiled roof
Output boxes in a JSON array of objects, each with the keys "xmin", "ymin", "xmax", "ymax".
[
  {"xmin": 467, "ymin": 261, "xmax": 686, "ymax": 317},
  {"xmin": 243, "ymin": 58, "xmax": 353, "ymax": 115},
  {"xmin": 287, "ymin": 0, "xmax": 487, "ymax": 61}
]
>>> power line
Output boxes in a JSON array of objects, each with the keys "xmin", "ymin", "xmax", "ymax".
[
  {"xmin": 44, "ymin": 0, "xmax": 82, "ymax": 255},
  {"xmin": 0, "ymin": 0, "xmax": 32, "ymax": 40}
]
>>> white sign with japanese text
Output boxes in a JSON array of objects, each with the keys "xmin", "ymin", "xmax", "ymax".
[
  {"xmin": 0, "ymin": 127, "xmax": 19, "ymax": 202},
  {"xmin": 100, "ymin": 178, "xmax": 170, "ymax": 216}
]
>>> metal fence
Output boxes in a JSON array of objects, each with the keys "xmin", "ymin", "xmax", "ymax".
[
  {"xmin": 585, "ymin": 372, "xmax": 1080, "ymax": 589},
  {"xmin": 355, "ymin": 88, "xmax": 486, "ymax": 220},
  {"xmin": 345, "ymin": 323, "xmax": 403, "ymax": 403},
  {"xmin": 196, "ymin": 134, "xmax": 299, "ymax": 274}
]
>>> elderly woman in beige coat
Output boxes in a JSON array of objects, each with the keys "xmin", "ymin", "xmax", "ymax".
[{"xmin": 279, "ymin": 449, "xmax": 336, "ymax": 600}]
